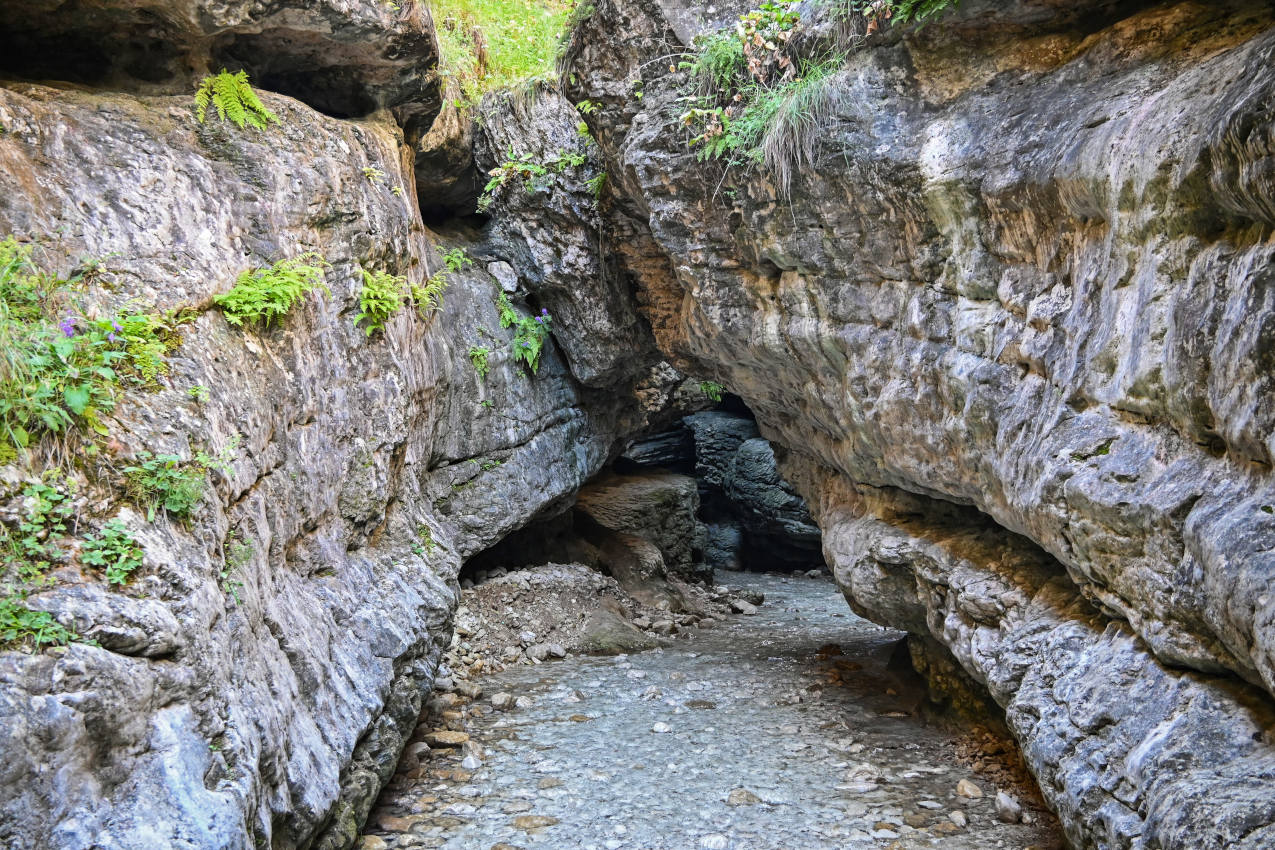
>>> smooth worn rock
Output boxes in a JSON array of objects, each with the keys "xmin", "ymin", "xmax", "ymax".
[
  {"xmin": 996, "ymin": 791, "xmax": 1024, "ymax": 824},
  {"xmin": 575, "ymin": 471, "xmax": 702, "ymax": 580}
]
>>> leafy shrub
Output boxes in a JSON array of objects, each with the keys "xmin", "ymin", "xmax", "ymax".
[
  {"xmin": 356, "ymin": 268, "xmax": 408, "ymax": 335},
  {"xmin": 468, "ymin": 345, "xmax": 492, "ymax": 379},
  {"xmin": 497, "ymin": 293, "xmax": 552, "ymax": 374},
  {"xmin": 0, "ymin": 238, "xmax": 181, "ymax": 454},
  {"xmin": 195, "ymin": 70, "xmax": 280, "ymax": 130},
  {"xmin": 80, "ymin": 520, "xmax": 143, "ymax": 585},
  {"xmin": 699, "ymin": 380, "xmax": 726, "ymax": 402},
  {"xmin": 215, "ymin": 254, "xmax": 330, "ymax": 328}
]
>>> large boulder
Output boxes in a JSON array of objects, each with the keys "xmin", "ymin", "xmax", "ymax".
[{"xmin": 575, "ymin": 470, "xmax": 703, "ymax": 581}]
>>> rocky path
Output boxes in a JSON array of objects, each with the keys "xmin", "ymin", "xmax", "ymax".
[{"xmin": 362, "ymin": 574, "xmax": 1062, "ymax": 850}]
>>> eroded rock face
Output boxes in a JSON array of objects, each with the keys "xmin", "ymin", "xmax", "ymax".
[
  {"xmin": 0, "ymin": 0, "xmax": 442, "ymax": 134},
  {"xmin": 563, "ymin": 0, "xmax": 1275, "ymax": 844},
  {"xmin": 0, "ymin": 71, "xmax": 668, "ymax": 850},
  {"xmin": 575, "ymin": 470, "xmax": 702, "ymax": 581},
  {"xmin": 686, "ymin": 411, "xmax": 824, "ymax": 571}
]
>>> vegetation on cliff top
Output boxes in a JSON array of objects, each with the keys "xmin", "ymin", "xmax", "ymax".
[{"xmin": 430, "ymin": 0, "xmax": 575, "ymax": 101}]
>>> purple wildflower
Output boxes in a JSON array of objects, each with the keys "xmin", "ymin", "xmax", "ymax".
[
  {"xmin": 111, "ymin": 319, "xmax": 122, "ymax": 332},
  {"xmin": 58, "ymin": 315, "xmax": 76, "ymax": 337},
  {"xmin": 534, "ymin": 316, "xmax": 544, "ymax": 324},
  {"xmin": 107, "ymin": 332, "xmax": 118, "ymax": 342}
]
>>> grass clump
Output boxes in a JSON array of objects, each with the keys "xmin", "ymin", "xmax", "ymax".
[
  {"xmin": 430, "ymin": 0, "xmax": 575, "ymax": 102},
  {"xmin": 676, "ymin": 2, "xmax": 851, "ymax": 197},
  {"xmin": 215, "ymin": 254, "xmax": 331, "ymax": 328},
  {"xmin": 195, "ymin": 70, "xmax": 280, "ymax": 130},
  {"xmin": 0, "ymin": 238, "xmax": 182, "ymax": 456}
]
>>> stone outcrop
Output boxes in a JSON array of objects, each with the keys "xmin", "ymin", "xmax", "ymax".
[
  {"xmin": 562, "ymin": 0, "xmax": 1275, "ymax": 845},
  {"xmin": 685, "ymin": 411, "xmax": 824, "ymax": 571},
  {"xmin": 575, "ymin": 470, "xmax": 702, "ymax": 581},
  {"xmin": 0, "ymin": 0, "xmax": 443, "ymax": 134},
  {"xmin": 0, "ymin": 18, "xmax": 677, "ymax": 847}
]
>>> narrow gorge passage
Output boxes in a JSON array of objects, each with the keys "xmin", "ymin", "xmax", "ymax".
[{"xmin": 363, "ymin": 573, "xmax": 1061, "ymax": 850}]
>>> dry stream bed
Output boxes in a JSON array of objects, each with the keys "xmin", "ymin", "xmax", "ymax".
[{"xmin": 362, "ymin": 574, "xmax": 1062, "ymax": 849}]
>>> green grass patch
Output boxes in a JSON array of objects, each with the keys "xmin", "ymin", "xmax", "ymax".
[{"xmin": 430, "ymin": 0, "xmax": 575, "ymax": 100}]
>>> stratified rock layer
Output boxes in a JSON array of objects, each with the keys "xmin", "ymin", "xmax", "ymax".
[
  {"xmin": 0, "ymin": 59, "xmax": 672, "ymax": 850},
  {"xmin": 564, "ymin": 0, "xmax": 1275, "ymax": 845}
]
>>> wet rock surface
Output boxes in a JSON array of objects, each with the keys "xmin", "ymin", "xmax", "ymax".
[{"xmin": 363, "ymin": 574, "xmax": 1060, "ymax": 849}]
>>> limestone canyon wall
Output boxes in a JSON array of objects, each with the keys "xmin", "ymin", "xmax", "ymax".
[
  {"xmin": 0, "ymin": 3, "xmax": 686, "ymax": 847},
  {"xmin": 562, "ymin": 0, "xmax": 1275, "ymax": 846}
]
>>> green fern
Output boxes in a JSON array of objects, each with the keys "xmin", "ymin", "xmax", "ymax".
[
  {"xmin": 355, "ymin": 268, "xmax": 408, "ymax": 335},
  {"xmin": 215, "ymin": 254, "xmax": 330, "ymax": 328},
  {"xmin": 195, "ymin": 70, "xmax": 280, "ymax": 131},
  {"xmin": 410, "ymin": 273, "xmax": 449, "ymax": 318}
]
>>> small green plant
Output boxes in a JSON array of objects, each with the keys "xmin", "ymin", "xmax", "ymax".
[
  {"xmin": 188, "ymin": 384, "xmax": 210, "ymax": 403},
  {"xmin": 222, "ymin": 537, "xmax": 252, "ymax": 604},
  {"xmin": 856, "ymin": 0, "xmax": 959, "ymax": 31},
  {"xmin": 0, "ymin": 238, "xmax": 183, "ymax": 454},
  {"xmin": 585, "ymin": 172, "xmax": 607, "ymax": 199},
  {"xmin": 468, "ymin": 345, "xmax": 492, "ymax": 380},
  {"xmin": 215, "ymin": 254, "xmax": 330, "ymax": 328},
  {"xmin": 2, "ymin": 476, "xmax": 74, "ymax": 582},
  {"xmin": 478, "ymin": 152, "xmax": 549, "ymax": 212},
  {"xmin": 356, "ymin": 268, "xmax": 408, "ymax": 335},
  {"xmin": 80, "ymin": 520, "xmax": 144, "ymax": 585},
  {"xmin": 413, "ymin": 524, "xmax": 435, "ymax": 557},
  {"xmin": 479, "ymin": 399, "xmax": 494, "ymax": 409},
  {"xmin": 362, "ymin": 166, "xmax": 387, "ymax": 183},
  {"xmin": 478, "ymin": 148, "xmax": 593, "ymax": 211},
  {"xmin": 497, "ymin": 293, "xmax": 553, "ymax": 374},
  {"xmin": 699, "ymin": 380, "xmax": 725, "ymax": 402},
  {"xmin": 123, "ymin": 442, "xmax": 234, "ymax": 522},
  {"xmin": 442, "ymin": 248, "xmax": 473, "ymax": 274},
  {"xmin": 0, "ymin": 594, "xmax": 75, "ymax": 649},
  {"xmin": 194, "ymin": 70, "xmax": 280, "ymax": 130},
  {"xmin": 576, "ymin": 99, "xmax": 599, "ymax": 114}
]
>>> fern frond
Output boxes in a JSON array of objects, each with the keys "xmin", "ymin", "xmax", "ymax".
[
  {"xmin": 194, "ymin": 82, "xmax": 212, "ymax": 124},
  {"xmin": 194, "ymin": 70, "xmax": 280, "ymax": 132}
]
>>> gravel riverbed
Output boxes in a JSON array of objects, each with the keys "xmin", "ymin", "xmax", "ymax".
[{"xmin": 362, "ymin": 573, "xmax": 1062, "ymax": 850}]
